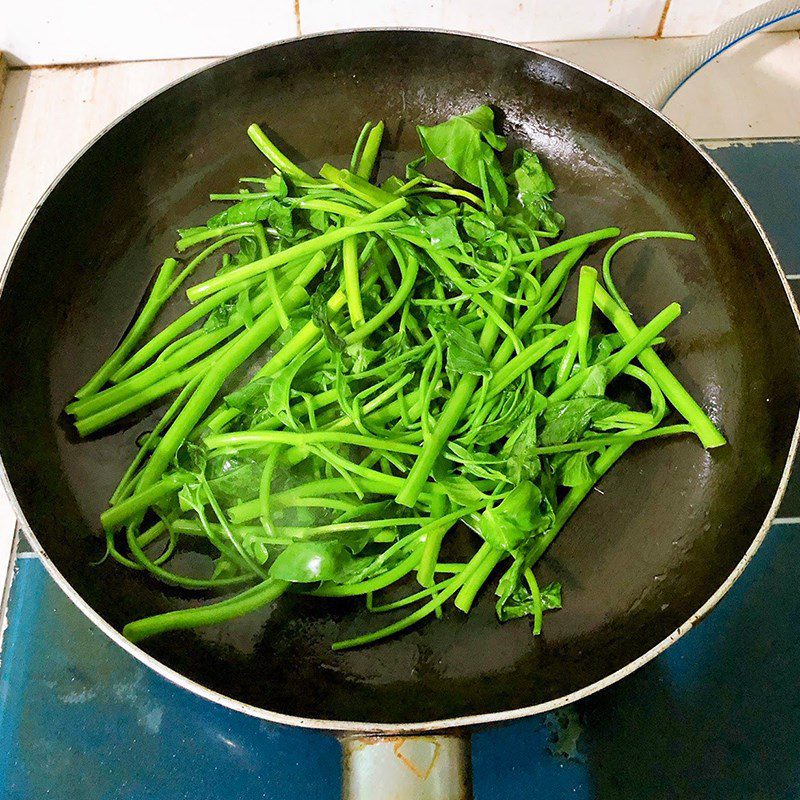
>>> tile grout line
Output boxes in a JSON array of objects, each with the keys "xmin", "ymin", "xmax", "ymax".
[
  {"xmin": 655, "ymin": 0, "xmax": 673, "ymax": 39},
  {"xmin": 9, "ymin": 56, "xmax": 219, "ymax": 71},
  {"xmin": 293, "ymin": 0, "xmax": 301, "ymax": 37},
  {"xmin": 0, "ymin": 54, "xmax": 7, "ymax": 105}
]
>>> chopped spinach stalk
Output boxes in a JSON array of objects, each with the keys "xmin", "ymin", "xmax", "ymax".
[{"xmin": 67, "ymin": 105, "xmax": 726, "ymax": 649}]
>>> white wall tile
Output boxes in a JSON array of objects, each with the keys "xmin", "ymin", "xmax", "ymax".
[
  {"xmin": 2, "ymin": 0, "xmax": 297, "ymax": 66},
  {"xmin": 526, "ymin": 0, "xmax": 665, "ymax": 40},
  {"xmin": 662, "ymin": 0, "xmax": 800, "ymax": 37},
  {"xmin": 4, "ymin": 0, "xmax": 672, "ymax": 66},
  {"xmin": 299, "ymin": 0, "xmax": 666, "ymax": 41},
  {"xmin": 4, "ymin": 0, "xmax": 800, "ymax": 66}
]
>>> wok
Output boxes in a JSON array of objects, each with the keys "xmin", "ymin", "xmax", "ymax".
[{"xmin": 1, "ymin": 30, "xmax": 798, "ymax": 798}]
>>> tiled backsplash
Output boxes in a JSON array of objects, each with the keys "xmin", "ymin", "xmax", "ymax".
[
  {"xmin": 3, "ymin": 0, "xmax": 799, "ymax": 66},
  {"xmin": 298, "ymin": 0, "xmax": 666, "ymax": 42}
]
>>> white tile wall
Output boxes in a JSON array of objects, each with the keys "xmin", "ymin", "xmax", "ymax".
[
  {"xmin": 2, "ymin": 0, "xmax": 298, "ymax": 66},
  {"xmin": 4, "ymin": 1, "xmax": 799, "ymax": 66},
  {"xmin": 298, "ymin": 0, "xmax": 665, "ymax": 42},
  {"xmin": 662, "ymin": 0, "xmax": 800, "ymax": 37}
]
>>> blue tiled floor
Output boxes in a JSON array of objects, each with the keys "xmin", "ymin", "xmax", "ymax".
[{"xmin": 1, "ymin": 141, "xmax": 798, "ymax": 799}]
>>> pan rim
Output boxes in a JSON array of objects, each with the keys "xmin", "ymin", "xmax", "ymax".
[{"xmin": 1, "ymin": 27, "xmax": 799, "ymax": 734}]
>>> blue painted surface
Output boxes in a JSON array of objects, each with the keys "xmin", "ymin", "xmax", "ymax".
[
  {"xmin": 1, "ymin": 141, "xmax": 798, "ymax": 798},
  {"xmin": 709, "ymin": 142, "xmax": 800, "ymax": 276}
]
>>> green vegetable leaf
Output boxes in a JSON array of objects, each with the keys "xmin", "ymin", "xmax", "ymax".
[
  {"xmin": 540, "ymin": 583, "xmax": 562, "ymax": 610},
  {"xmin": 467, "ymin": 387, "xmax": 540, "ymax": 447},
  {"xmin": 411, "ymin": 215, "xmax": 462, "ymax": 250},
  {"xmin": 236, "ymin": 287, "xmax": 254, "ymax": 329},
  {"xmin": 236, "ymin": 236, "xmax": 260, "ymax": 263},
  {"xmin": 267, "ymin": 355, "xmax": 309, "ymax": 425},
  {"xmin": 207, "ymin": 199, "xmax": 268, "ymax": 228},
  {"xmin": 310, "ymin": 266, "xmax": 346, "ymax": 352},
  {"xmin": 494, "ymin": 558, "xmax": 524, "ymax": 622},
  {"xmin": 224, "ymin": 376, "xmax": 272, "ymax": 412},
  {"xmin": 239, "ymin": 535, "xmax": 271, "ymax": 566},
  {"xmin": 447, "ymin": 443, "xmax": 511, "ymax": 483},
  {"xmin": 308, "ymin": 208, "xmax": 329, "ymax": 231},
  {"xmin": 206, "ymin": 457, "xmax": 262, "ymax": 503},
  {"xmin": 205, "ymin": 196, "xmax": 294, "ymax": 238},
  {"xmin": 501, "ymin": 400, "xmax": 547, "ymax": 483},
  {"xmin": 212, "ymin": 237, "xmax": 261, "ymax": 280},
  {"xmin": 266, "ymin": 202, "xmax": 294, "ymax": 238},
  {"xmin": 495, "ymin": 558, "xmax": 562, "ymax": 623},
  {"xmin": 479, "ymin": 481, "xmax": 546, "ymax": 552},
  {"xmin": 448, "ymin": 336, "xmax": 490, "ymax": 377},
  {"xmin": 416, "ymin": 106, "xmax": 508, "ymax": 209},
  {"xmin": 574, "ymin": 365, "xmax": 608, "ymax": 397},
  {"xmin": 461, "ymin": 210, "xmax": 507, "ymax": 249},
  {"xmin": 231, "ymin": 174, "xmax": 287, "ymax": 198},
  {"xmin": 589, "ymin": 332, "xmax": 623, "ymax": 363},
  {"xmin": 174, "ymin": 441, "xmax": 207, "ymax": 474},
  {"xmin": 499, "ymin": 581, "xmax": 562, "ymax": 621},
  {"xmin": 177, "ymin": 480, "xmax": 205, "ymax": 515},
  {"xmin": 508, "ymin": 447, "xmax": 541, "ymax": 485},
  {"xmin": 381, "ymin": 174, "xmax": 405, "ymax": 194},
  {"xmin": 432, "ymin": 458, "xmax": 487, "ymax": 506},
  {"xmin": 409, "ymin": 196, "xmax": 459, "ymax": 216},
  {"xmin": 540, "ymin": 397, "xmax": 628, "ymax": 445},
  {"xmin": 506, "ymin": 149, "xmax": 564, "ymax": 234},
  {"xmin": 556, "ymin": 451, "xmax": 593, "ymax": 488},
  {"xmin": 269, "ymin": 541, "xmax": 363, "ymax": 583},
  {"xmin": 508, "ymin": 149, "xmax": 555, "ymax": 196},
  {"xmin": 430, "ymin": 310, "xmax": 491, "ymax": 378},
  {"xmin": 405, "ymin": 155, "xmax": 427, "ymax": 181},
  {"xmin": 264, "ymin": 174, "xmax": 289, "ymax": 198}
]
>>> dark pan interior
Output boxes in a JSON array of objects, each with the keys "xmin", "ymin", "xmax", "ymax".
[{"xmin": 0, "ymin": 31, "xmax": 798, "ymax": 725}]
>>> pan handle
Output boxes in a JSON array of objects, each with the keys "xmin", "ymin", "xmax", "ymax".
[{"xmin": 340, "ymin": 732, "xmax": 472, "ymax": 800}]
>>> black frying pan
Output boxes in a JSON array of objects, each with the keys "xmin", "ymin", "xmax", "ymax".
[{"xmin": 1, "ymin": 30, "xmax": 798, "ymax": 795}]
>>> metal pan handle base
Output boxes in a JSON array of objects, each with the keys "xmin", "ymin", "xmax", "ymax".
[{"xmin": 340, "ymin": 732, "xmax": 472, "ymax": 800}]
